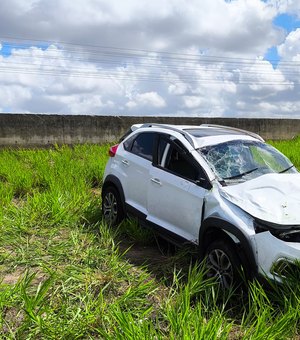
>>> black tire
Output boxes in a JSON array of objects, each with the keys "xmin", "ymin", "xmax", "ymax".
[
  {"xmin": 102, "ymin": 186, "xmax": 125, "ymax": 226},
  {"xmin": 205, "ymin": 239, "xmax": 244, "ymax": 289}
]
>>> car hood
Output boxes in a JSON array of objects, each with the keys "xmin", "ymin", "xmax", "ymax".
[{"xmin": 220, "ymin": 173, "xmax": 300, "ymax": 225}]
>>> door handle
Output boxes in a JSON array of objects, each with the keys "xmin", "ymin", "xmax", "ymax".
[
  {"xmin": 122, "ymin": 159, "xmax": 129, "ymax": 166},
  {"xmin": 151, "ymin": 178, "xmax": 162, "ymax": 186}
]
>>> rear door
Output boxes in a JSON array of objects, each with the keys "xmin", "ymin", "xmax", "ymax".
[
  {"xmin": 147, "ymin": 135, "xmax": 210, "ymax": 242},
  {"xmin": 120, "ymin": 131, "xmax": 157, "ymax": 216}
]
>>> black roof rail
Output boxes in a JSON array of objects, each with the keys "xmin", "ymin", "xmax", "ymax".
[
  {"xmin": 139, "ymin": 123, "xmax": 196, "ymax": 147},
  {"xmin": 200, "ymin": 124, "xmax": 264, "ymax": 142}
]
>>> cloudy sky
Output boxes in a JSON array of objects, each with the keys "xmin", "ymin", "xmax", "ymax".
[{"xmin": 0, "ymin": 0, "xmax": 300, "ymax": 117}]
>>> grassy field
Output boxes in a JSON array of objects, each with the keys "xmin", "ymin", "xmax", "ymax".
[{"xmin": 1, "ymin": 138, "xmax": 300, "ymax": 339}]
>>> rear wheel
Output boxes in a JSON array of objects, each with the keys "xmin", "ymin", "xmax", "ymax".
[
  {"xmin": 206, "ymin": 239, "xmax": 243, "ymax": 289},
  {"xmin": 102, "ymin": 186, "xmax": 124, "ymax": 226}
]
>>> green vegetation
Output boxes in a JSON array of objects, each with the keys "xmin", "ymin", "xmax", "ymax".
[
  {"xmin": 269, "ymin": 136, "xmax": 300, "ymax": 168},
  {"xmin": 0, "ymin": 140, "xmax": 300, "ymax": 339}
]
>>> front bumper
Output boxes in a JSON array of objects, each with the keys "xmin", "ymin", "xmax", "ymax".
[{"xmin": 255, "ymin": 231, "xmax": 300, "ymax": 281}]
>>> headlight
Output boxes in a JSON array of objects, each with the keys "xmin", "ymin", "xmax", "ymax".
[{"xmin": 254, "ymin": 219, "xmax": 300, "ymax": 242}]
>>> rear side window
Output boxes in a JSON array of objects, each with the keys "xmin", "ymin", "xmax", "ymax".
[
  {"xmin": 123, "ymin": 134, "xmax": 135, "ymax": 151},
  {"xmin": 119, "ymin": 128, "xmax": 134, "ymax": 142},
  {"xmin": 129, "ymin": 132, "xmax": 156, "ymax": 161}
]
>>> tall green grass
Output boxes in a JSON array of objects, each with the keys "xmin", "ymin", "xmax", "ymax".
[
  {"xmin": 0, "ymin": 140, "xmax": 300, "ymax": 338},
  {"xmin": 269, "ymin": 135, "xmax": 300, "ymax": 168}
]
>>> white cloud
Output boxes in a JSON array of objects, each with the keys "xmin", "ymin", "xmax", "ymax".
[
  {"xmin": 259, "ymin": 100, "xmax": 300, "ymax": 114},
  {"xmin": 275, "ymin": 29, "xmax": 300, "ymax": 101},
  {"xmin": 0, "ymin": 0, "xmax": 300, "ymax": 117},
  {"xmin": 238, "ymin": 59, "xmax": 292, "ymax": 92},
  {"xmin": 126, "ymin": 92, "xmax": 166, "ymax": 109},
  {"xmin": 1, "ymin": 39, "xmax": 299, "ymax": 117},
  {"xmin": 278, "ymin": 28, "xmax": 300, "ymax": 59},
  {"xmin": 183, "ymin": 96, "xmax": 203, "ymax": 109},
  {"xmin": 0, "ymin": 45, "xmax": 128, "ymax": 113},
  {"xmin": 270, "ymin": 0, "xmax": 300, "ymax": 17},
  {"xmin": 0, "ymin": 0, "xmax": 282, "ymax": 54},
  {"xmin": 168, "ymin": 82, "xmax": 188, "ymax": 95},
  {"xmin": 0, "ymin": 85, "xmax": 32, "ymax": 112}
]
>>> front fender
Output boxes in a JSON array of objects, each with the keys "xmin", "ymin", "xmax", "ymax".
[{"xmin": 199, "ymin": 217, "xmax": 257, "ymax": 279}]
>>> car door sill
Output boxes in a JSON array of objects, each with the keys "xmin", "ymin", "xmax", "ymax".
[{"xmin": 125, "ymin": 203, "xmax": 195, "ymax": 247}]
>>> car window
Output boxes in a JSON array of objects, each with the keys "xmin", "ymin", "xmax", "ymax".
[
  {"xmin": 123, "ymin": 134, "xmax": 135, "ymax": 151},
  {"xmin": 166, "ymin": 146, "xmax": 200, "ymax": 181},
  {"xmin": 157, "ymin": 137, "xmax": 206, "ymax": 183},
  {"xmin": 130, "ymin": 132, "xmax": 156, "ymax": 161},
  {"xmin": 199, "ymin": 140, "xmax": 296, "ymax": 183}
]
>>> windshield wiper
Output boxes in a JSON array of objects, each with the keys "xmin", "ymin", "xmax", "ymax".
[
  {"xmin": 279, "ymin": 165, "xmax": 294, "ymax": 173},
  {"xmin": 223, "ymin": 167, "xmax": 259, "ymax": 180}
]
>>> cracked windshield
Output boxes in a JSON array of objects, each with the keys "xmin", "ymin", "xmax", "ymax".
[{"xmin": 199, "ymin": 140, "xmax": 295, "ymax": 183}]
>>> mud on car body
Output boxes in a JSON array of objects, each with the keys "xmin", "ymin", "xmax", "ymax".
[{"xmin": 102, "ymin": 123, "xmax": 300, "ymax": 287}]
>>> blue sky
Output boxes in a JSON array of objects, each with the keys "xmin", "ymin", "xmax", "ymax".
[
  {"xmin": 274, "ymin": 13, "xmax": 300, "ymax": 33},
  {"xmin": 0, "ymin": 41, "xmax": 49, "ymax": 57},
  {"xmin": 0, "ymin": 0, "xmax": 300, "ymax": 117},
  {"xmin": 0, "ymin": 43, "xmax": 12, "ymax": 57},
  {"xmin": 263, "ymin": 13, "xmax": 300, "ymax": 67}
]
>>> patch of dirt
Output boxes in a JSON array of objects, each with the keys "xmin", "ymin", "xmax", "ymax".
[
  {"xmin": 2, "ymin": 268, "xmax": 46, "ymax": 286},
  {"xmin": 12, "ymin": 196, "xmax": 26, "ymax": 207},
  {"xmin": 118, "ymin": 237, "xmax": 195, "ymax": 283},
  {"xmin": 2, "ymin": 268, "xmax": 24, "ymax": 285},
  {"xmin": 2, "ymin": 307, "xmax": 25, "ymax": 335},
  {"xmin": 121, "ymin": 243, "xmax": 171, "ymax": 266},
  {"xmin": 228, "ymin": 326, "xmax": 245, "ymax": 339},
  {"xmin": 91, "ymin": 188, "xmax": 101, "ymax": 196}
]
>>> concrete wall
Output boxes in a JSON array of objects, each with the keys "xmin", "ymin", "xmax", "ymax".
[{"xmin": 0, "ymin": 114, "xmax": 300, "ymax": 147}]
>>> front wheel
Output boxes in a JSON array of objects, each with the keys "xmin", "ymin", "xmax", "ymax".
[
  {"xmin": 205, "ymin": 239, "xmax": 244, "ymax": 289},
  {"xmin": 102, "ymin": 186, "xmax": 124, "ymax": 226}
]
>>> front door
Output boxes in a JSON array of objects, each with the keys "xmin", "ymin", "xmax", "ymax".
[{"xmin": 147, "ymin": 136, "xmax": 209, "ymax": 242}]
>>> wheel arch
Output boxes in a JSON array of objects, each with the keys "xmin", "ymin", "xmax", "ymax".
[
  {"xmin": 199, "ymin": 217, "xmax": 257, "ymax": 279},
  {"xmin": 102, "ymin": 175, "xmax": 126, "ymax": 212}
]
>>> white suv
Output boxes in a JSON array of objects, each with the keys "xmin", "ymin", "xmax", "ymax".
[{"xmin": 102, "ymin": 123, "xmax": 300, "ymax": 287}]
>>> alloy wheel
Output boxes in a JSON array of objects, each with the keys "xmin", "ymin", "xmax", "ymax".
[
  {"xmin": 103, "ymin": 191, "xmax": 118, "ymax": 226},
  {"xmin": 207, "ymin": 248, "xmax": 234, "ymax": 289}
]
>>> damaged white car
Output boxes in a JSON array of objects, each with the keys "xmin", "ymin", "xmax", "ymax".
[{"xmin": 102, "ymin": 123, "xmax": 299, "ymax": 287}]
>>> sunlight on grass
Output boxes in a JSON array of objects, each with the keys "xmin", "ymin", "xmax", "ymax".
[{"xmin": 0, "ymin": 140, "xmax": 300, "ymax": 338}]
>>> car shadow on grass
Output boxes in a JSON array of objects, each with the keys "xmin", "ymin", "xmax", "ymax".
[
  {"xmin": 116, "ymin": 218, "xmax": 199, "ymax": 285},
  {"xmin": 83, "ymin": 192, "xmax": 196, "ymax": 284}
]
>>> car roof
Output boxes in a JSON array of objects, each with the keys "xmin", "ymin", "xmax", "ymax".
[{"xmin": 131, "ymin": 123, "xmax": 264, "ymax": 149}]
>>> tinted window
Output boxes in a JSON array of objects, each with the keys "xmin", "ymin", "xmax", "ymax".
[
  {"xmin": 119, "ymin": 128, "xmax": 134, "ymax": 142},
  {"xmin": 157, "ymin": 137, "xmax": 203, "ymax": 182},
  {"xmin": 166, "ymin": 146, "xmax": 199, "ymax": 181},
  {"xmin": 123, "ymin": 134, "xmax": 135, "ymax": 151},
  {"xmin": 130, "ymin": 132, "xmax": 156, "ymax": 161}
]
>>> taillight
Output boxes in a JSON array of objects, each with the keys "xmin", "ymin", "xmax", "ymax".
[{"xmin": 108, "ymin": 144, "xmax": 119, "ymax": 157}]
